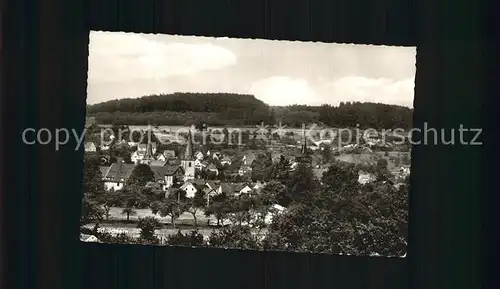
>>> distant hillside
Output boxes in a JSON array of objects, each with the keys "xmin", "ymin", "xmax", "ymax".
[
  {"xmin": 87, "ymin": 93, "xmax": 413, "ymax": 129},
  {"xmin": 271, "ymin": 102, "xmax": 413, "ymax": 129},
  {"xmin": 87, "ymin": 92, "xmax": 273, "ymax": 126}
]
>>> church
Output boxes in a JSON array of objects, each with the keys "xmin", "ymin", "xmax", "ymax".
[{"xmin": 180, "ymin": 129, "xmax": 196, "ymax": 181}]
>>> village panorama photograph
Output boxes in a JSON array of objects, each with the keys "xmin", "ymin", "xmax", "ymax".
[{"xmin": 81, "ymin": 31, "xmax": 415, "ymax": 257}]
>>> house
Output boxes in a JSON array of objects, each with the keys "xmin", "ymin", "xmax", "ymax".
[
  {"xmin": 157, "ymin": 150, "xmax": 176, "ymax": 162},
  {"xmin": 194, "ymin": 159, "xmax": 207, "ymax": 170},
  {"xmin": 219, "ymin": 183, "xmax": 234, "ymax": 195},
  {"xmin": 253, "ymin": 181, "xmax": 265, "ymax": 192},
  {"xmin": 205, "ymin": 163, "xmax": 219, "ymax": 175},
  {"xmin": 241, "ymin": 154, "xmax": 256, "ymax": 166},
  {"xmin": 358, "ymin": 171, "xmax": 376, "ymax": 184},
  {"xmin": 233, "ymin": 183, "xmax": 253, "ymax": 196},
  {"xmin": 131, "ymin": 151, "xmax": 145, "ymax": 164},
  {"xmin": 102, "ymin": 162, "xmax": 135, "ymax": 191},
  {"xmin": 220, "ymin": 156, "xmax": 232, "ymax": 166},
  {"xmin": 205, "ymin": 181, "xmax": 221, "ymax": 192},
  {"xmin": 100, "ymin": 144, "xmax": 110, "ymax": 151},
  {"xmin": 138, "ymin": 143, "xmax": 157, "ymax": 154},
  {"xmin": 180, "ymin": 179, "xmax": 206, "ymax": 198},
  {"xmin": 195, "ymin": 151, "xmax": 204, "ymax": 160},
  {"xmin": 163, "ymin": 165, "xmax": 185, "ymax": 189},
  {"xmin": 238, "ymin": 164, "xmax": 252, "ymax": 176},
  {"xmin": 80, "ymin": 234, "xmax": 99, "ymax": 243},
  {"xmin": 149, "ymin": 166, "xmax": 169, "ymax": 189},
  {"xmin": 156, "ymin": 154, "xmax": 167, "ymax": 162},
  {"xmin": 84, "ymin": 142, "xmax": 97, "ymax": 152},
  {"xmin": 163, "ymin": 150, "xmax": 176, "ymax": 159}
]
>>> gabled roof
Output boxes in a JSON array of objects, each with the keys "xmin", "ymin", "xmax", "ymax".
[
  {"xmin": 164, "ymin": 165, "xmax": 184, "ymax": 176},
  {"xmin": 103, "ymin": 162, "xmax": 135, "ymax": 182},
  {"xmin": 148, "ymin": 166, "xmax": 168, "ymax": 182},
  {"xmin": 180, "ymin": 181, "xmax": 196, "ymax": 190},
  {"xmin": 149, "ymin": 160, "xmax": 167, "ymax": 167},
  {"xmin": 163, "ymin": 150, "xmax": 176, "ymax": 156},
  {"xmin": 219, "ymin": 183, "xmax": 233, "ymax": 194},
  {"xmin": 206, "ymin": 163, "xmax": 218, "ymax": 170},
  {"xmin": 232, "ymin": 183, "xmax": 251, "ymax": 192},
  {"xmin": 206, "ymin": 180, "xmax": 220, "ymax": 190},
  {"xmin": 100, "ymin": 166, "xmax": 110, "ymax": 177},
  {"xmin": 84, "ymin": 142, "xmax": 96, "ymax": 149},
  {"xmin": 203, "ymin": 186, "xmax": 215, "ymax": 195},
  {"xmin": 191, "ymin": 179, "xmax": 206, "ymax": 186}
]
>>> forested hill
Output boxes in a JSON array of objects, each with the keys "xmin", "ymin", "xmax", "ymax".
[{"xmin": 87, "ymin": 93, "xmax": 413, "ymax": 129}]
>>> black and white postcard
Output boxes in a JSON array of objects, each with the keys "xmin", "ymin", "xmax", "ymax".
[{"xmin": 81, "ymin": 31, "xmax": 414, "ymax": 257}]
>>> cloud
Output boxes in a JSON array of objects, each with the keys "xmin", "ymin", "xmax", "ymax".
[
  {"xmin": 249, "ymin": 76, "xmax": 322, "ymax": 106},
  {"xmin": 88, "ymin": 31, "xmax": 237, "ymax": 83},
  {"xmin": 250, "ymin": 76, "xmax": 414, "ymax": 108},
  {"xmin": 321, "ymin": 76, "xmax": 415, "ymax": 108}
]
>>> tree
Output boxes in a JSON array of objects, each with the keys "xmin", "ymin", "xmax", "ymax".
[
  {"xmin": 273, "ymin": 155, "xmax": 291, "ymax": 181},
  {"xmin": 264, "ymin": 162, "xmax": 409, "ymax": 256},
  {"xmin": 204, "ymin": 194, "xmax": 232, "ymax": 226},
  {"xmin": 187, "ymin": 190, "xmax": 206, "ymax": 227},
  {"xmin": 97, "ymin": 188, "xmax": 120, "ymax": 220},
  {"xmin": 251, "ymin": 152, "xmax": 273, "ymax": 182},
  {"xmin": 285, "ymin": 162, "xmax": 318, "ymax": 206},
  {"xmin": 320, "ymin": 143, "xmax": 333, "ymax": 165},
  {"xmin": 260, "ymin": 180, "xmax": 286, "ymax": 207},
  {"xmin": 118, "ymin": 184, "xmax": 148, "ymax": 222},
  {"xmin": 81, "ymin": 154, "xmax": 106, "ymax": 224},
  {"xmin": 81, "ymin": 194, "xmax": 105, "ymax": 225},
  {"xmin": 127, "ymin": 164, "xmax": 155, "ymax": 186},
  {"xmin": 376, "ymin": 158, "xmax": 389, "ymax": 171},
  {"xmin": 151, "ymin": 189, "xmax": 188, "ymax": 228},
  {"xmin": 321, "ymin": 161, "xmax": 360, "ymax": 197},
  {"xmin": 227, "ymin": 195, "xmax": 255, "ymax": 226},
  {"xmin": 121, "ymin": 208, "xmax": 137, "ymax": 222},
  {"xmin": 137, "ymin": 216, "xmax": 162, "ymax": 244}
]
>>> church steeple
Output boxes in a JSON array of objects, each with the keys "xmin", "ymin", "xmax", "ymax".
[
  {"xmin": 144, "ymin": 141, "xmax": 154, "ymax": 159},
  {"xmin": 301, "ymin": 123, "xmax": 308, "ymax": 156},
  {"xmin": 140, "ymin": 128, "xmax": 155, "ymax": 164},
  {"xmin": 184, "ymin": 129, "xmax": 193, "ymax": 160}
]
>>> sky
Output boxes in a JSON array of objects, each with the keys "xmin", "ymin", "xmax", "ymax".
[{"xmin": 87, "ymin": 31, "xmax": 416, "ymax": 108}]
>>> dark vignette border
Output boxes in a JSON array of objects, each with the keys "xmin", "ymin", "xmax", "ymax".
[{"xmin": 1, "ymin": 0, "xmax": 487, "ymax": 289}]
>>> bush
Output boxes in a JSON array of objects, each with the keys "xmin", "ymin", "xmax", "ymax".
[
  {"xmin": 137, "ymin": 216, "xmax": 162, "ymax": 242},
  {"xmin": 208, "ymin": 225, "xmax": 260, "ymax": 250},
  {"xmin": 166, "ymin": 230, "xmax": 206, "ymax": 247}
]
